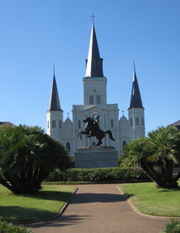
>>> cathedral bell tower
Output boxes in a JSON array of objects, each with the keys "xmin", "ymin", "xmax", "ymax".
[
  {"xmin": 46, "ymin": 71, "xmax": 63, "ymax": 142},
  {"xmin": 83, "ymin": 24, "xmax": 107, "ymax": 106},
  {"xmin": 128, "ymin": 66, "xmax": 145, "ymax": 139}
]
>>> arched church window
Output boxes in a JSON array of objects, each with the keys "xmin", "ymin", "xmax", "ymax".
[
  {"xmin": 135, "ymin": 117, "xmax": 140, "ymax": 126},
  {"xmin": 141, "ymin": 118, "xmax": 144, "ymax": 126},
  {"xmin": 111, "ymin": 119, "xmax": 113, "ymax": 128},
  {"xmin": 66, "ymin": 142, "xmax": 70, "ymax": 152},
  {"xmin": 78, "ymin": 120, "xmax": 81, "ymax": 128},
  {"xmin": 122, "ymin": 141, "xmax": 127, "ymax": 149},
  {"xmin": 59, "ymin": 120, "xmax": 62, "ymax": 128},
  {"xmin": 96, "ymin": 95, "xmax": 101, "ymax": 104},
  {"xmin": 130, "ymin": 118, "xmax": 133, "ymax": 126},
  {"xmin": 89, "ymin": 96, "xmax": 94, "ymax": 104},
  {"xmin": 52, "ymin": 120, "xmax": 56, "ymax": 128}
]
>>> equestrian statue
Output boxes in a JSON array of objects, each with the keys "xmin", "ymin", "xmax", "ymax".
[{"xmin": 78, "ymin": 114, "xmax": 115, "ymax": 147}]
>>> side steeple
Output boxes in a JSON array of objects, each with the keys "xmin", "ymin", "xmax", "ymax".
[
  {"xmin": 48, "ymin": 72, "xmax": 62, "ymax": 111},
  {"xmin": 129, "ymin": 67, "xmax": 143, "ymax": 109},
  {"xmin": 85, "ymin": 24, "xmax": 104, "ymax": 77},
  {"xmin": 128, "ymin": 65, "xmax": 145, "ymax": 139},
  {"xmin": 47, "ymin": 69, "xmax": 63, "ymax": 142}
]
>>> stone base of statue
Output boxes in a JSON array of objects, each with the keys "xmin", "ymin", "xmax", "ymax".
[{"xmin": 75, "ymin": 146, "xmax": 118, "ymax": 168}]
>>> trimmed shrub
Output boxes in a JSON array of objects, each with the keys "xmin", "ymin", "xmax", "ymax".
[
  {"xmin": 0, "ymin": 220, "xmax": 32, "ymax": 233},
  {"xmin": 162, "ymin": 220, "xmax": 180, "ymax": 233},
  {"xmin": 46, "ymin": 167, "xmax": 150, "ymax": 183}
]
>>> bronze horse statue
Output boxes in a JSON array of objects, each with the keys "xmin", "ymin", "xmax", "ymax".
[{"xmin": 78, "ymin": 117, "xmax": 115, "ymax": 147}]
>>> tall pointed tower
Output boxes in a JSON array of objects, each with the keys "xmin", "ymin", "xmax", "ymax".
[
  {"xmin": 128, "ymin": 67, "xmax": 145, "ymax": 139},
  {"xmin": 47, "ymin": 71, "xmax": 63, "ymax": 142},
  {"xmin": 83, "ymin": 24, "xmax": 107, "ymax": 105}
]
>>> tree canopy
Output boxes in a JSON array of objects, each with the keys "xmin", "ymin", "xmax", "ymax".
[
  {"xmin": 121, "ymin": 126, "xmax": 180, "ymax": 189},
  {"xmin": 0, "ymin": 125, "xmax": 71, "ymax": 194}
]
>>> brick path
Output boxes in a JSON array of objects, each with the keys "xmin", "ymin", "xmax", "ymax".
[{"xmin": 27, "ymin": 184, "xmax": 169, "ymax": 233}]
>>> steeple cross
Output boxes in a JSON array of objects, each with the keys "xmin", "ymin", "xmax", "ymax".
[{"xmin": 91, "ymin": 14, "xmax": 96, "ymax": 24}]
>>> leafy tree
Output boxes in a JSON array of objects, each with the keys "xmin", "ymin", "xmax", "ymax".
[
  {"xmin": 0, "ymin": 125, "xmax": 71, "ymax": 194},
  {"xmin": 121, "ymin": 126, "xmax": 180, "ymax": 189}
]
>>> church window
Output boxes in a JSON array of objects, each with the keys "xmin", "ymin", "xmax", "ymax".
[
  {"xmin": 47, "ymin": 121, "xmax": 49, "ymax": 128},
  {"xmin": 122, "ymin": 141, "xmax": 127, "ymax": 149},
  {"xmin": 78, "ymin": 120, "xmax": 81, "ymax": 128},
  {"xmin": 59, "ymin": 120, "xmax": 62, "ymax": 128},
  {"xmin": 96, "ymin": 95, "xmax": 101, "ymax": 104},
  {"xmin": 66, "ymin": 142, "xmax": 70, "ymax": 152},
  {"xmin": 135, "ymin": 117, "xmax": 140, "ymax": 126},
  {"xmin": 89, "ymin": 96, "xmax": 94, "ymax": 104},
  {"xmin": 141, "ymin": 118, "xmax": 144, "ymax": 126},
  {"xmin": 52, "ymin": 120, "xmax": 56, "ymax": 128},
  {"xmin": 111, "ymin": 119, "xmax": 113, "ymax": 128},
  {"xmin": 130, "ymin": 118, "xmax": 133, "ymax": 126}
]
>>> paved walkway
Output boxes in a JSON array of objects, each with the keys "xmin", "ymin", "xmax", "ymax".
[{"xmin": 27, "ymin": 184, "xmax": 169, "ymax": 233}]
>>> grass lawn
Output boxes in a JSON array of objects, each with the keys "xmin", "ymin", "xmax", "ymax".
[
  {"xmin": 0, "ymin": 185, "xmax": 75, "ymax": 222},
  {"xmin": 120, "ymin": 182, "xmax": 180, "ymax": 217}
]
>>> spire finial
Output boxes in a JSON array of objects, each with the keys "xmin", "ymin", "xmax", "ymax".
[
  {"xmin": 53, "ymin": 64, "xmax": 56, "ymax": 76},
  {"xmin": 133, "ymin": 60, "xmax": 136, "ymax": 73},
  {"xmin": 91, "ymin": 14, "xmax": 96, "ymax": 24}
]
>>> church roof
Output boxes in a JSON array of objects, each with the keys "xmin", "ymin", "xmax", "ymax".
[
  {"xmin": 48, "ymin": 74, "xmax": 62, "ymax": 111},
  {"xmin": 0, "ymin": 122, "xmax": 15, "ymax": 127},
  {"xmin": 64, "ymin": 117, "xmax": 72, "ymax": 124},
  {"xmin": 85, "ymin": 24, "xmax": 104, "ymax": 77},
  {"xmin": 129, "ymin": 70, "xmax": 143, "ymax": 109},
  {"xmin": 171, "ymin": 120, "xmax": 180, "ymax": 130}
]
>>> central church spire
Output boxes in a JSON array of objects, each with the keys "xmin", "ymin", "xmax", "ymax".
[{"xmin": 85, "ymin": 24, "xmax": 104, "ymax": 77}]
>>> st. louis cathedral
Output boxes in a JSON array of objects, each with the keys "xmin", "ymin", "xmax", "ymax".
[{"xmin": 46, "ymin": 24, "xmax": 145, "ymax": 156}]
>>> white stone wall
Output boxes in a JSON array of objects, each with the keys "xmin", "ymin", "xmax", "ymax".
[
  {"xmin": 83, "ymin": 77, "xmax": 107, "ymax": 105},
  {"xmin": 128, "ymin": 108, "xmax": 145, "ymax": 139},
  {"xmin": 61, "ymin": 118, "xmax": 73, "ymax": 153},
  {"xmin": 119, "ymin": 116, "xmax": 130, "ymax": 154},
  {"xmin": 72, "ymin": 103, "xmax": 119, "ymax": 153},
  {"xmin": 46, "ymin": 110, "xmax": 63, "ymax": 142}
]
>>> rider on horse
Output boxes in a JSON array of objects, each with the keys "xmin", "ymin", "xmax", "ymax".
[
  {"xmin": 85, "ymin": 114, "xmax": 100, "ymax": 137},
  {"xmin": 79, "ymin": 115, "xmax": 115, "ymax": 147}
]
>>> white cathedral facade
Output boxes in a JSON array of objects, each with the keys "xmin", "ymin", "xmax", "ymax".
[{"xmin": 46, "ymin": 24, "xmax": 145, "ymax": 156}]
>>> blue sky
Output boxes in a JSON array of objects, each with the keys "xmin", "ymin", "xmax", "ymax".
[{"xmin": 0, "ymin": 0, "xmax": 180, "ymax": 134}]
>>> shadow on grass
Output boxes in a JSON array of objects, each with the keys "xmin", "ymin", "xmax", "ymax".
[
  {"xmin": 158, "ymin": 187, "xmax": 180, "ymax": 192},
  {"xmin": 14, "ymin": 191, "xmax": 73, "ymax": 202},
  {"xmin": 0, "ymin": 206, "xmax": 56, "ymax": 222}
]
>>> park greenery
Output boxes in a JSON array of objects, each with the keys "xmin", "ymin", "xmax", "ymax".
[
  {"xmin": 120, "ymin": 182, "xmax": 180, "ymax": 217},
  {"xmin": 162, "ymin": 221, "xmax": 180, "ymax": 233},
  {"xmin": 0, "ymin": 125, "xmax": 71, "ymax": 194},
  {"xmin": 120, "ymin": 126, "xmax": 180, "ymax": 189},
  {"xmin": 46, "ymin": 167, "xmax": 149, "ymax": 183},
  {"xmin": 0, "ymin": 185, "xmax": 74, "ymax": 222},
  {"xmin": 0, "ymin": 220, "xmax": 32, "ymax": 233}
]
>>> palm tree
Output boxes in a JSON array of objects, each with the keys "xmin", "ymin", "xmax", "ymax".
[
  {"xmin": 147, "ymin": 126, "xmax": 180, "ymax": 188},
  {"xmin": 121, "ymin": 126, "xmax": 180, "ymax": 189},
  {"xmin": 0, "ymin": 125, "xmax": 71, "ymax": 194}
]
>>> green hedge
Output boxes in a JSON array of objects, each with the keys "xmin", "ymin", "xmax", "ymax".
[
  {"xmin": 0, "ymin": 220, "xmax": 32, "ymax": 233},
  {"xmin": 46, "ymin": 167, "xmax": 150, "ymax": 183},
  {"xmin": 162, "ymin": 221, "xmax": 180, "ymax": 233}
]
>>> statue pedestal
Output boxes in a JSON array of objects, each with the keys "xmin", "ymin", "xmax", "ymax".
[{"xmin": 75, "ymin": 146, "xmax": 118, "ymax": 168}]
